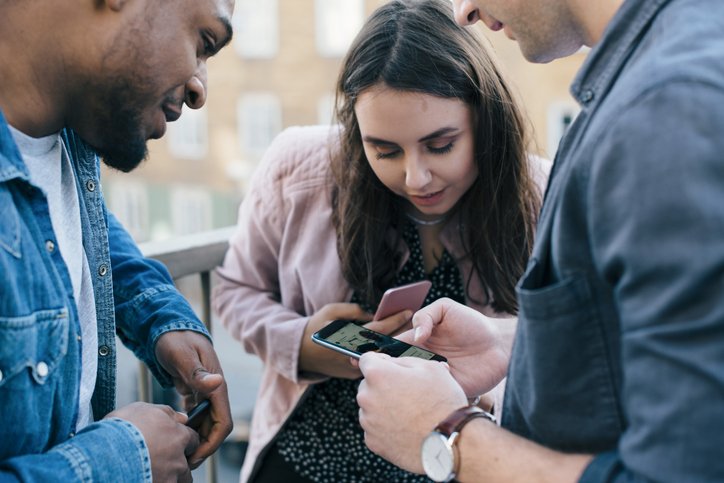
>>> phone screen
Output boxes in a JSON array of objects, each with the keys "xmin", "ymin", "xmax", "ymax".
[{"xmin": 312, "ymin": 319, "xmax": 446, "ymax": 362}]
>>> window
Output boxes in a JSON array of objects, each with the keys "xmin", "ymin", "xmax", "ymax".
[
  {"xmin": 109, "ymin": 181, "xmax": 149, "ymax": 242},
  {"xmin": 232, "ymin": 0, "xmax": 279, "ymax": 59},
  {"xmin": 170, "ymin": 187, "xmax": 213, "ymax": 236},
  {"xmin": 237, "ymin": 93, "xmax": 282, "ymax": 157},
  {"xmin": 167, "ymin": 106, "xmax": 208, "ymax": 160},
  {"xmin": 546, "ymin": 101, "xmax": 579, "ymax": 158},
  {"xmin": 315, "ymin": 0, "xmax": 365, "ymax": 57}
]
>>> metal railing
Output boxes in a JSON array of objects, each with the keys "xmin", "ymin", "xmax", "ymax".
[{"xmin": 138, "ymin": 226, "xmax": 236, "ymax": 483}]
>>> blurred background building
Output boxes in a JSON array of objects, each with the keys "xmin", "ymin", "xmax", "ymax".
[{"xmin": 102, "ymin": 0, "xmax": 585, "ymax": 245}]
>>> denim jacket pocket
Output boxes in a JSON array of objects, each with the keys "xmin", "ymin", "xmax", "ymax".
[
  {"xmin": 0, "ymin": 308, "xmax": 70, "ymax": 388},
  {"xmin": 506, "ymin": 259, "xmax": 622, "ymax": 452}
]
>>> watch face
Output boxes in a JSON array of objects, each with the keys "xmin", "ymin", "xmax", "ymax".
[{"xmin": 421, "ymin": 432, "xmax": 455, "ymax": 482}]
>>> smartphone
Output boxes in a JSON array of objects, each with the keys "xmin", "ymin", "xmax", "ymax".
[
  {"xmin": 185, "ymin": 399, "xmax": 211, "ymax": 429},
  {"xmin": 312, "ymin": 319, "xmax": 446, "ymax": 362},
  {"xmin": 373, "ymin": 280, "xmax": 432, "ymax": 320}
]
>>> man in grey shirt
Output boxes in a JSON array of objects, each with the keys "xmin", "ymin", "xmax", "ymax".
[{"xmin": 356, "ymin": 0, "xmax": 724, "ymax": 481}]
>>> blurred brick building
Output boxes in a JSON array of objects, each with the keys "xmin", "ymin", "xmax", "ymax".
[{"xmin": 102, "ymin": 0, "xmax": 586, "ymax": 243}]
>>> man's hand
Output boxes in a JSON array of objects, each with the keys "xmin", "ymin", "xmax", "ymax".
[
  {"xmin": 154, "ymin": 330, "xmax": 233, "ymax": 468},
  {"xmin": 397, "ymin": 298, "xmax": 510, "ymax": 397},
  {"xmin": 106, "ymin": 402, "xmax": 199, "ymax": 483},
  {"xmin": 357, "ymin": 353, "xmax": 466, "ymax": 473},
  {"xmin": 299, "ymin": 303, "xmax": 412, "ymax": 379}
]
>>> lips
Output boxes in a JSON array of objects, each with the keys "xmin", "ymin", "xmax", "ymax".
[
  {"xmin": 163, "ymin": 105, "xmax": 182, "ymax": 123},
  {"xmin": 409, "ymin": 189, "xmax": 445, "ymax": 207},
  {"xmin": 149, "ymin": 104, "xmax": 183, "ymax": 140}
]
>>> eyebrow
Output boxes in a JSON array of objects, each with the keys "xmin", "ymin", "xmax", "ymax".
[{"xmin": 362, "ymin": 127, "xmax": 461, "ymax": 145}]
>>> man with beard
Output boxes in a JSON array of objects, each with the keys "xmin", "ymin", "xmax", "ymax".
[
  {"xmin": 0, "ymin": 0, "xmax": 234, "ymax": 481},
  {"xmin": 356, "ymin": 0, "xmax": 724, "ymax": 482}
]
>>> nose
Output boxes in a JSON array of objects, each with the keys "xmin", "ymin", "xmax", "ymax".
[
  {"xmin": 453, "ymin": 0, "xmax": 481, "ymax": 26},
  {"xmin": 185, "ymin": 63, "xmax": 208, "ymax": 110},
  {"xmin": 405, "ymin": 156, "xmax": 432, "ymax": 191}
]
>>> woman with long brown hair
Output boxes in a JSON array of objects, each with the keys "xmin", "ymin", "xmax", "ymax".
[{"xmin": 214, "ymin": 0, "xmax": 548, "ymax": 481}]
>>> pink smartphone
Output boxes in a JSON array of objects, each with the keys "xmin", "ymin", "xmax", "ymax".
[{"xmin": 373, "ymin": 280, "xmax": 432, "ymax": 320}]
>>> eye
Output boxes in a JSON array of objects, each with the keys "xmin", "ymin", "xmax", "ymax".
[
  {"xmin": 371, "ymin": 144, "xmax": 401, "ymax": 160},
  {"xmin": 201, "ymin": 32, "xmax": 217, "ymax": 57},
  {"xmin": 375, "ymin": 148, "xmax": 401, "ymax": 160},
  {"xmin": 428, "ymin": 142, "xmax": 454, "ymax": 155}
]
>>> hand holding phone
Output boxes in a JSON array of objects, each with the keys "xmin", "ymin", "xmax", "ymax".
[
  {"xmin": 374, "ymin": 280, "xmax": 432, "ymax": 320},
  {"xmin": 312, "ymin": 319, "xmax": 446, "ymax": 362},
  {"xmin": 185, "ymin": 399, "xmax": 211, "ymax": 429}
]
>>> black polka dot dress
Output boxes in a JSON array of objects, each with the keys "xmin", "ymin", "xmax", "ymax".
[{"xmin": 266, "ymin": 222, "xmax": 466, "ymax": 482}]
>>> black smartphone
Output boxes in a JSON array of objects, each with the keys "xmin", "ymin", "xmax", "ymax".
[
  {"xmin": 312, "ymin": 319, "xmax": 446, "ymax": 362},
  {"xmin": 185, "ymin": 399, "xmax": 211, "ymax": 429}
]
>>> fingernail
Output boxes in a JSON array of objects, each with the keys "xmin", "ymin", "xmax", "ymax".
[{"xmin": 414, "ymin": 327, "xmax": 422, "ymax": 341}]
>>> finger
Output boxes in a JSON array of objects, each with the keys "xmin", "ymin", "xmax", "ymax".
[
  {"xmin": 187, "ymin": 389, "xmax": 233, "ymax": 466},
  {"xmin": 330, "ymin": 303, "xmax": 374, "ymax": 322},
  {"xmin": 189, "ymin": 367, "xmax": 224, "ymax": 393},
  {"xmin": 175, "ymin": 410, "xmax": 189, "ymax": 426},
  {"xmin": 358, "ymin": 351, "xmax": 393, "ymax": 376},
  {"xmin": 395, "ymin": 327, "xmax": 416, "ymax": 345},
  {"xmin": 157, "ymin": 403, "xmax": 188, "ymax": 425},
  {"xmin": 363, "ymin": 310, "xmax": 412, "ymax": 334},
  {"xmin": 411, "ymin": 302, "xmax": 447, "ymax": 342},
  {"xmin": 179, "ymin": 466, "xmax": 194, "ymax": 483},
  {"xmin": 184, "ymin": 425, "xmax": 201, "ymax": 457}
]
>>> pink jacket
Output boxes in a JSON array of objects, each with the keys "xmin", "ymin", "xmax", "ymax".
[{"xmin": 213, "ymin": 125, "xmax": 550, "ymax": 482}]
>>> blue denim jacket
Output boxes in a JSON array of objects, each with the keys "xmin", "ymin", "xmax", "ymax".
[
  {"xmin": 503, "ymin": 0, "xmax": 724, "ymax": 481},
  {"xmin": 0, "ymin": 110, "xmax": 210, "ymax": 481}
]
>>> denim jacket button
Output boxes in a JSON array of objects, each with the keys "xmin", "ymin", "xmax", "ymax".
[
  {"xmin": 581, "ymin": 89, "xmax": 595, "ymax": 103},
  {"xmin": 45, "ymin": 240, "xmax": 55, "ymax": 252},
  {"xmin": 69, "ymin": 432, "xmax": 75, "ymax": 438},
  {"xmin": 86, "ymin": 180, "xmax": 96, "ymax": 192},
  {"xmin": 98, "ymin": 264, "xmax": 108, "ymax": 277},
  {"xmin": 36, "ymin": 362, "xmax": 49, "ymax": 378},
  {"xmin": 99, "ymin": 346, "xmax": 110, "ymax": 357}
]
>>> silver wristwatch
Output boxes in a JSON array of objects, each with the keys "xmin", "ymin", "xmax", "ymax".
[{"xmin": 420, "ymin": 405, "xmax": 496, "ymax": 482}]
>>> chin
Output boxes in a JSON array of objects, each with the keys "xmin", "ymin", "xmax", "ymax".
[
  {"xmin": 96, "ymin": 138, "xmax": 149, "ymax": 173},
  {"xmin": 524, "ymin": 36, "xmax": 584, "ymax": 63}
]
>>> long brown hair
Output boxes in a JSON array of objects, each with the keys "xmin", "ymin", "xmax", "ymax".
[{"xmin": 331, "ymin": 0, "xmax": 541, "ymax": 314}]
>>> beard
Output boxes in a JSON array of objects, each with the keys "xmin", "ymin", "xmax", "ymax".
[{"xmin": 89, "ymin": 78, "xmax": 150, "ymax": 173}]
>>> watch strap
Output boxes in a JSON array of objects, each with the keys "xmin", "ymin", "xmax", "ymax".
[{"xmin": 435, "ymin": 405, "xmax": 496, "ymax": 437}]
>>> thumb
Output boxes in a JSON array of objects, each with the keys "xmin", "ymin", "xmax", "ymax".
[{"xmin": 190, "ymin": 367, "xmax": 223, "ymax": 392}]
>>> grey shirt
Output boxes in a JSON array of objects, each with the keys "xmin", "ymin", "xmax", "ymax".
[{"xmin": 503, "ymin": 0, "xmax": 724, "ymax": 481}]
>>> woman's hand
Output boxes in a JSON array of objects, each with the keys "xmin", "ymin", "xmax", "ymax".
[{"xmin": 299, "ymin": 303, "xmax": 412, "ymax": 379}]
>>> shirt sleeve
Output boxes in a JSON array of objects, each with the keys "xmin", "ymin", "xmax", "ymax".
[
  {"xmin": 0, "ymin": 419, "xmax": 151, "ymax": 483},
  {"xmin": 212, "ymin": 127, "xmax": 332, "ymax": 384},
  {"xmin": 108, "ymin": 212, "xmax": 209, "ymax": 387}
]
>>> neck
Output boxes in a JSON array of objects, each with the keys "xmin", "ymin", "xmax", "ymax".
[
  {"xmin": 0, "ymin": 2, "xmax": 86, "ymax": 136},
  {"xmin": 571, "ymin": 0, "xmax": 625, "ymax": 46}
]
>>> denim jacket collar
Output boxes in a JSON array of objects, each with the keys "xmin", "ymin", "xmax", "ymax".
[{"xmin": 0, "ymin": 110, "xmax": 31, "ymax": 184}]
